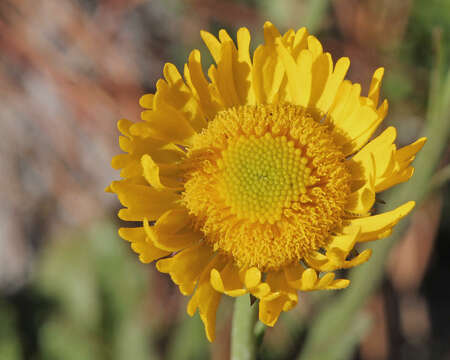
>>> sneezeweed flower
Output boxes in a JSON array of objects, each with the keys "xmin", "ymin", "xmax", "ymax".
[{"xmin": 107, "ymin": 22, "xmax": 426, "ymax": 342}]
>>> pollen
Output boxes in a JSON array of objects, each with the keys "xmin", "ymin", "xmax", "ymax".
[
  {"xmin": 218, "ymin": 134, "xmax": 312, "ymax": 224},
  {"xmin": 182, "ymin": 104, "xmax": 351, "ymax": 270}
]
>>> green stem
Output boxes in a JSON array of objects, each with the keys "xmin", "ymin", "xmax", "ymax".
[{"xmin": 231, "ymin": 295, "xmax": 259, "ymax": 360}]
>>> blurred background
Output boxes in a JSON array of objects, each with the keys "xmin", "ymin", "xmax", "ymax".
[{"xmin": 0, "ymin": 0, "xmax": 449, "ymax": 359}]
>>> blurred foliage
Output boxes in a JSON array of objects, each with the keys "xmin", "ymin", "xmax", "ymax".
[
  {"xmin": 0, "ymin": 301, "xmax": 22, "ymax": 360},
  {"xmin": 37, "ymin": 224, "xmax": 154, "ymax": 360},
  {"xmin": 1, "ymin": 223, "xmax": 157, "ymax": 360},
  {"xmin": 406, "ymin": 0, "xmax": 450, "ymax": 69}
]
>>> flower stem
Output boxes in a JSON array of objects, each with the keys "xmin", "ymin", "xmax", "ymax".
[{"xmin": 231, "ymin": 295, "xmax": 259, "ymax": 360}]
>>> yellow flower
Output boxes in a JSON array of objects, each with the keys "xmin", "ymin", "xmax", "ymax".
[{"xmin": 108, "ymin": 22, "xmax": 426, "ymax": 341}]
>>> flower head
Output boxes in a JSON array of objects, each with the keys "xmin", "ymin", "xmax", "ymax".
[{"xmin": 108, "ymin": 22, "xmax": 426, "ymax": 341}]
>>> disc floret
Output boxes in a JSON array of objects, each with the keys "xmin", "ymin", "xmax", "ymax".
[
  {"xmin": 183, "ymin": 104, "xmax": 351, "ymax": 270},
  {"xmin": 219, "ymin": 133, "xmax": 312, "ymax": 224}
]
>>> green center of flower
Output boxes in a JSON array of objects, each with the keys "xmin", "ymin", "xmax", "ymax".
[
  {"xmin": 217, "ymin": 133, "xmax": 312, "ymax": 224},
  {"xmin": 183, "ymin": 104, "xmax": 351, "ymax": 270}
]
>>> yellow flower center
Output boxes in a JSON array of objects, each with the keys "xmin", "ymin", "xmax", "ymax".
[
  {"xmin": 218, "ymin": 134, "xmax": 312, "ymax": 224},
  {"xmin": 183, "ymin": 104, "xmax": 351, "ymax": 271}
]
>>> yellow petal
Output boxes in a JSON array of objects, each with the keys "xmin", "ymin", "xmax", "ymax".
[
  {"xmin": 352, "ymin": 127, "xmax": 397, "ymax": 180},
  {"xmin": 323, "ymin": 228, "xmax": 372, "ymax": 270},
  {"xmin": 299, "ymin": 268, "xmax": 318, "ymax": 291},
  {"xmin": 151, "ymin": 143, "xmax": 186, "ymax": 164},
  {"xmin": 119, "ymin": 227, "xmax": 170, "ymax": 263},
  {"xmin": 314, "ymin": 274, "xmax": 351, "ymax": 291},
  {"xmin": 368, "ymin": 67, "xmax": 384, "ymax": 107},
  {"xmin": 187, "ymin": 255, "xmax": 227, "ymax": 342},
  {"xmin": 263, "ymin": 21, "xmax": 282, "ymax": 45},
  {"xmin": 327, "ymin": 79, "xmax": 352, "ymax": 118},
  {"xmin": 236, "ymin": 27, "xmax": 255, "ymax": 105},
  {"xmin": 210, "ymin": 269, "xmax": 225, "ymax": 292},
  {"xmin": 335, "ymin": 105, "xmax": 379, "ymax": 146},
  {"xmin": 210, "ymin": 262, "xmax": 247, "ymax": 297},
  {"xmin": 346, "ymin": 184, "xmax": 375, "ymax": 214},
  {"xmin": 141, "ymin": 103, "xmax": 196, "ymax": 145},
  {"xmin": 111, "ymin": 153, "xmax": 130, "ymax": 170},
  {"xmin": 119, "ymin": 136, "xmax": 133, "ymax": 152},
  {"xmin": 375, "ymin": 137, "xmax": 426, "ymax": 192},
  {"xmin": 184, "ymin": 50, "xmax": 222, "ymax": 119},
  {"xmin": 112, "ymin": 121, "xmax": 184, "ymax": 180},
  {"xmin": 202, "ymin": 29, "xmax": 253, "ymax": 107},
  {"xmin": 259, "ymin": 271, "xmax": 298, "ymax": 326},
  {"xmin": 308, "ymin": 52, "xmax": 332, "ymax": 112},
  {"xmin": 277, "ymin": 41, "xmax": 313, "ymax": 107},
  {"xmin": 396, "ymin": 137, "xmax": 427, "ymax": 162},
  {"xmin": 376, "ymin": 167, "xmax": 415, "ymax": 192},
  {"xmin": 141, "ymin": 154, "xmax": 167, "ymax": 191},
  {"xmin": 328, "ymin": 230, "xmax": 360, "ymax": 255},
  {"xmin": 141, "ymin": 154, "xmax": 183, "ymax": 191},
  {"xmin": 292, "ymin": 27, "xmax": 309, "ymax": 60},
  {"xmin": 281, "ymin": 29, "xmax": 295, "ymax": 49},
  {"xmin": 139, "ymin": 94, "xmax": 154, "ymax": 109},
  {"xmin": 345, "ymin": 201, "xmax": 415, "ymax": 242},
  {"xmin": 143, "ymin": 209, "xmax": 199, "ymax": 252},
  {"xmin": 275, "ymin": 39, "xmax": 300, "ymax": 104},
  {"xmin": 259, "ymin": 296, "xmax": 288, "ymax": 327},
  {"xmin": 282, "ymin": 261, "xmax": 303, "ymax": 278},
  {"xmin": 111, "ymin": 180, "xmax": 179, "ymax": 221},
  {"xmin": 342, "ymin": 100, "xmax": 388, "ymax": 155},
  {"xmin": 252, "ymin": 44, "xmax": 284, "ymax": 104},
  {"xmin": 117, "ymin": 118, "xmax": 133, "ymax": 137},
  {"xmin": 307, "ymin": 35, "xmax": 323, "ymax": 60},
  {"xmin": 250, "ymin": 283, "xmax": 271, "ymax": 298},
  {"xmin": 328, "ymin": 249, "xmax": 372, "ymax": 270},
  {"xmin": 250, "ymin": 22, "xmax": 286, "ymax": 104},
  {"xmin": 118, "ymin": 226, "xmax": 146, "ymax": 243},
  {"xmin": 316, "ymin": 57, "xmax": 350, "ymax": 113},
  {"xmin": 316, "ymin": 273, "xmax": 336, "ymax": 289},
  {"xmin": 156, "ymin": 243, "xmax": 213, "ymax": 295},
  {"xmin": 326, "ymin": 279, "xmax": 351, "ymax": 290},
  {"xmin": 330, "ymin": 82, "xmax": 361, "ymax": 123},
  {"xmin": 148, "ymin": 66, "xmax": 208, "ymax": 133},
  {"xmin": 128, "ymin": 121, "xmax": 155, "ymax": 138},
  {"xmin": 216, "ymin": 40, "xmax": 240, "ymax": 107},
  {"xmin": 242, "ymin": 267, "xmax": 271, "ymax": 298},
  {"xmin": 244, "ymin": 267, "xmax": 262, "ymax": 289},
  {"xmin": 200, "ymin": 30, "xmax": 222, "ymax": 64},
  {"xmin": 303, "ymin": 252, "xmax": 328, "ymax": 271}
]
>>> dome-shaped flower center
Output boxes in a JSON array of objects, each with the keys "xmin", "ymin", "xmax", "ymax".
[
  {"xmin": 219, "ymin": 134, "xmax": 311, "ymax": 224},
  {"xmin": 182, "ymin": 105, "xmax": 351, "ymax": 271}
]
